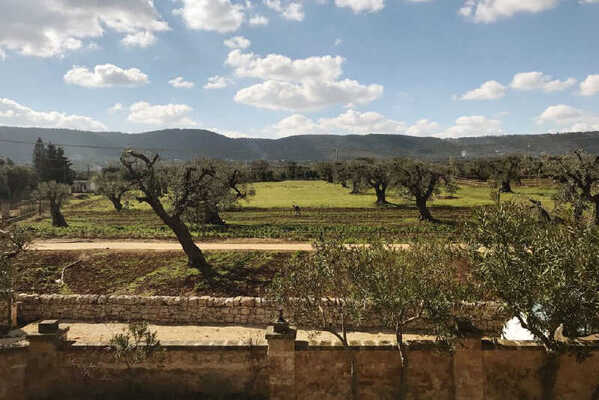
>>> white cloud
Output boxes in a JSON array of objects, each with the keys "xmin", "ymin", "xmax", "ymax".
[
  {"xmin": 405, "ymin": 119, "xmax": 441, "ymax": 136},
  {"xmin": 224, "ymin": 36, "xmax": 251, "ymax": 49},
  {"xmin": 108, "ymin": 103, "xmax": 124, "ymax": 113},
  {"xmin": 204, "ymin": 76, "xmax": 233, "ymax": 89},
  {"xmin": 536, "ymin": 104, "xmax": 583, "ymax": 124},
  {"xmin": 173, "ymin": 0, "xmax": 245, "ymax": 33},
  {"xmin": 169, "ymin": 76, "xmax": 195, "ymax": 89},
  {"xmin": 128, "ymin": 102, "xmax": 198, "ymax": 126},
  {"xmin": 121, "ymin": 31, "xmax": 156, "ymax": 48},
  {"xmin": 235, "ymin": 79, "xmax": 383, "ymax": 112},
  {"xmin": 64, "ymin": 64, "xmax": 149, "ymax": 88},
  {"xmin": 249, "ymin": 15, "xmax": 269, "ymax": 26},
  {"xmin": 264, "ymin": 0, "xmax": 305, "ymax": 21},
  {"xmin": 440, "ymin": 115, "xmax": 503, "ymax": 138},
  {"xmin": 273, "ymin": 110, "xmax": 440, "ymax": 137},
  {"xmin": 459, "ymin": 0, "xmax": 559, "ymax": 23},
  {"xmin": 580, "ymin": 74, "xmax": 599, "ymax": 96},
  {"xmin": 460, "ymin": 80, "xmax": 507, "ymax": 100},
  {"xmin": 510, "ymin": 71, "xmax": 576, "ymax": 92},
  {"xmin": 334, "ymin": 0, "xmax": 385, "ymax": 13},
  {"xmin": 536, "ymin": 105, "xmax": 599, "ymax": 131},
  {"xmin": 226, "ymin": 50, "xmax": 344, "ymax": 82},
  {"xmin": 0, "ymin": 0, "xmax": 168, "ymax": 58},
  {"xmin": 0, "ymin": 98, "xmax": 106, "ymax": 131}
]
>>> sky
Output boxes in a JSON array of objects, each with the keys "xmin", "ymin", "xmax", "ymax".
[{"xmin": 0, "ymin": 0, "xmax": 598, "ymax": 139}]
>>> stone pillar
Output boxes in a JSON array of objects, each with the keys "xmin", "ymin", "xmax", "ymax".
[
  {"xmin": 265, "ymin": 311, "xmax": 297, "ymax": 400},
  {"xmin": 9, "ymin": 302, "xmax": 18, "ymax": 329},
  {"xmin": 25, "ymin": 320, "xmax": 69, "ymax": 399},
  {"xmin": 453, "ymin": 322, "xmax": 485, "ymax": 400}
]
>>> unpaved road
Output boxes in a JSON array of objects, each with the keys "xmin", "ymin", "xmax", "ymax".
[
  {"xmin": 31, "ymin": 240, "xmax": 315, "ymax": 252},
  {"xmin": 31, "ymin": 240, "xmax": 412, "ymax": 252}
]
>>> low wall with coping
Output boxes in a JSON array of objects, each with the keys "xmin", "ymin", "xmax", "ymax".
[
  {"xmin": 2, "ymin": 323, "xmax": 599, "ymax": 400},
  {"xmin": 16, "ymin": 294, "xmax": 505, "ymax": 333}
]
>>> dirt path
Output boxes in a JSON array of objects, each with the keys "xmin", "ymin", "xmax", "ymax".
[
  {"xmin": 31, "ymin": 239, "xmax": 315, "ymax": 252},
  {"xmin": 31, "ymin": 240, "xmax": 413, "ymax": 252}
]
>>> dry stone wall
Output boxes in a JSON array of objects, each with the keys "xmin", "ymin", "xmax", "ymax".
[{"xmin": 16, "ymin": 294, "xmax": 505, "ymax": 333}]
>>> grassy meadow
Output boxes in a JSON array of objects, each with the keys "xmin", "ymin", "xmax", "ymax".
[{"xmin": 22, "ymin": 179, "xmax": 557, "ymax": 243}]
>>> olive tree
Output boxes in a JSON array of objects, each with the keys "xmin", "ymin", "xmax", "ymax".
[
  {"xmin": 357, "ymin": 160, "xmax": 394, "ymax": 205},
  {"xmin": 488, "ymin": 155, "xmax": 524, "ymax": 193},
  {"xmin": 34, "ymin": 181, "xmax": 71, "ymax": 227},
  {"xmin": 269, "ymin": 239, "xmax": 363, "ymax": 399},
  {"xmin": 464, "ymin": 202, "xmax": 599, "ymax": 399},
  {"xmin": 351, "ymin": 240, "xmax": 463, "ymax": 400},
  {"xmin": 93, "ymin": 166, "xmax": 131, "ymax": 212},
  {"xmin": 0, "ymin": 226, "xmax": 29, "ymax": 333},
  {"xmin": 121, "ymin": 150, "xmax": 217, "ymax": 275},
  {"xmin": 184, "ymin": 161, "xmax": 253, "ymax": 226},
  {"xmin": 392, "ymin": 159, "xmax": 457, "ymax": 221},
  {"xmin": 547, "ymin": 149, "xmax": 599, "ymax": 225}
]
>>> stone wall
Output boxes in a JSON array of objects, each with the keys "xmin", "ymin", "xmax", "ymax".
[
  {"xmin": 16, "ymin": 294, "xmax": 504, "ymax": 333},
  {"xmin": 2, "ymin": 325, "xmax": 599, "ymax": 400}
]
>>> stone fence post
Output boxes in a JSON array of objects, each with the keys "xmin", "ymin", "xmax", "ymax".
[
  {"xmin": 453, "ymin": 321, "xmax": 485, "ymax": 400},
  {"xmin": 265, "ymin": 311, "xmax": 297, "ymax": 400}
]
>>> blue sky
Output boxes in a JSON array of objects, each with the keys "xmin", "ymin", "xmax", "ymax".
[{"xmin": 1, "ymin": 0, "xmax": 598, "ymax": 138}]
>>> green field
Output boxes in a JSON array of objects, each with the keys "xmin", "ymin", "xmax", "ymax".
[{"xmin": 22, "ymin": 179, "xmax": 557, "ymax": 243}]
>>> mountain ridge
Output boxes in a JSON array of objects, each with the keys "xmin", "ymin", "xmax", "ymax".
[{"xmin": 1, "ymin": 126, "xmax": 598, "ymax": 165}]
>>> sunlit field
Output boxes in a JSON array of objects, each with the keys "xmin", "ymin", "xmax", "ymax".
[{"xmin": 22, "ymin": 179, "xmax": 557, "ymax": 243}]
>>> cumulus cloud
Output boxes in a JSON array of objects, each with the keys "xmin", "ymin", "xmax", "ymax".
[
  {"xmin": 108, "ymin": 103, "xmax": 124, "ymax": 113},
  {"xmin": 121, "ymin": 31, "xmax": 157, "ymax": 48},
  {"xmin": 334, "ymin": 0, "xmax": 385, "ymax": 13},
  {"xmin": 264, "ymin": 0, "xmax": 305, "ymax": 21},
  {"xmin": 169, "ymin": 76, "xmax": 195, "ymax": 89},
  {"xmin": 273, "ymin": 110, "xmax": 440, "ymax": 137},
  {"xmin": 127, "ymin": 102, "xmax": 198, "ymax": 126},
  {"xmin": 459, "ymin": 0, "xmax": 559, "ymax": 23},
  {"xmin": 460, "ymin": 80, "xmax": 507, "ymax": 100},
  {"xmin": 0, "ymin": 0, "xmax": 168, "ymax": 58},
  {"xmin": 204, "ymin": 76, "xmax": 233, "ymax": 89},
  {"xmin": 580, "ymin": 74, "xmax": 599, "ymax": 96},
  {"xmin": 510, "ymin": 71, "xmax": 577, "ymax": 92},
  {"xmin": 64, "ymin": 64, "xmax": 149, "ymax": 88},
  {"xmin": 173, "ymin": 0, "xmax": 245, "ymax": 33},
  {"xmin": 224, "ymin": 36, "xmax": 251, "ymax": 49},
  {"xmin": 440, "ymin": 115, "xmax": 503, "ymax": 138},
  {"xmin": 226, "ymin": 50, "xmax": 344, "ymax": 82},
  {"xmin": 235, "ymin": 79, "xmax": 383, "ymax": 112},
  {"xmin": 249, "ymin": 15, "xmax": 269, "ymax": 26},
  {"xmin": 535, "ymin": 104, "xmax": 599, "ymax": 131},
  {"xmin": 0, "ymin": 98, "xmax": 106, "ymax": 131}
]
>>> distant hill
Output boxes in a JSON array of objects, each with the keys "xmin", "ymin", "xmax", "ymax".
[{"xmin": 1, "ymin": 126, "xmax": 599, "ymax": 165}]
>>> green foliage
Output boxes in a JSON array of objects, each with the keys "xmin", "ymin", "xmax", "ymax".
[
  {"xmin": 109, "ymin": 321, "xmax": 161, "ymax": 368},
  {"xmin": 465, "ymin": 201, "xmax": 599, "ymax": 351},
  {"xmin": 0, "ymin": 226, "xmax": 30, "ymax": 331},
  {"xmin": 546, "ymin": 149, "xmax": 599, "ymax": 224},
  {"xmin": 32, "ymin": 138, "xmax": 75, "ymax": 184},
  {"xmin": 93, "ymin": 166, "xmax": 131, "ymax": 212}
]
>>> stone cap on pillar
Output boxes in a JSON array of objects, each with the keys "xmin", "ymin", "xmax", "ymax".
[{"xmin": 266, "ymin": 310, "xmax": 297, "ymax": 341}]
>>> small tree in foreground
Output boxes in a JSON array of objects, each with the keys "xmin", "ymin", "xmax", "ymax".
[
  {"xmin": 34, "ymin": 181, "xmax": 71, "ymax": 227},
  {"xmin": 269, "ymin": 239, "xmax": 465, "ymax": 400},
  {"xmin": 120, "ymin": 151, "xmax": 215, "ymax": 275},
  {"xmin": 0, "ymin": 226, "xmax": 29, "ymax": 333},
  {"xmin": 351, "ymin": 241, "xmax": 463, "ymax": 400},
  {"xmin": 464, "ymin": 202, "xmax": 599, "ymax": 400},
  {"xmin": 269, "ymin": 240, "xmax": 362, "ymax": 399}
]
